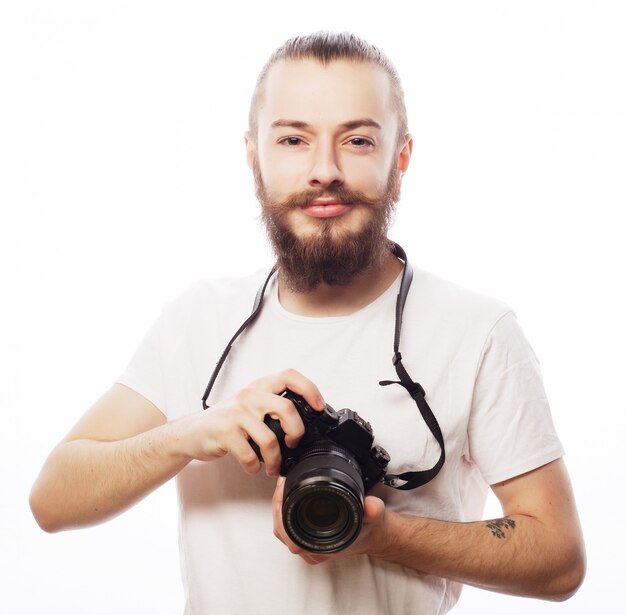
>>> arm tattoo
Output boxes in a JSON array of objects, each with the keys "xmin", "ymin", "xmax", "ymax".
[{"xmin": 485, "ymin": 517, "xmax": 517, "ymax": 539}]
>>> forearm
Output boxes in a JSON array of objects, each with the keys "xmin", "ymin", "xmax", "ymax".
[
  {"xmin": 30, "ymin": 422, "xmax": 190, "ymax": 532},
  {"xmin": 371, "ymin": 511, "xmax": 585, "ymax": 600}
]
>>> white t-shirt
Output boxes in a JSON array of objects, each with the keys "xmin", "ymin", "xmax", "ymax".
[{"xmin": 118, "ymin": 266, "xmax": 564, "ymax": 615}]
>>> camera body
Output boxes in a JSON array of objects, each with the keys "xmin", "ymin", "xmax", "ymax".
[{"xmin": 251, "ymin": 389, "xmax": 390, "ymax": 553}]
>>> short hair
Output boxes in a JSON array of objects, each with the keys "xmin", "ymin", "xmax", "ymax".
[{"xmin": 248, "ymin": 31, "xmax": 409, "ymax": 149}]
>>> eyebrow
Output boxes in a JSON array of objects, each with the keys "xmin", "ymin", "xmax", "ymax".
[{"xmin": 270, "ymin": 118, "xmax": 383, "ymax": 131}]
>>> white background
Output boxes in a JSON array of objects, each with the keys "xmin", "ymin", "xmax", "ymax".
[{"xmin": 1, "ymin": 1, "xmax": 624, "ymax": 613}]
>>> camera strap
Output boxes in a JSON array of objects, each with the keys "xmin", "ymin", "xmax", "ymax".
[
  {"xmin": 202, "ymin": 265, "xmax": 276, "ymax": 409},
  {"xmin": 379, "ymin": 243, "xmax": 446, "ymax": 491},
  {"xmin": 201, "ymin": 243, "xmax": 446, "ymax": 491}
]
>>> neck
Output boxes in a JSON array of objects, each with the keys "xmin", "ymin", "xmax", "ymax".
[{"xmin": 277, "ymin": 250, "xmax": 404, "ymax": 317}]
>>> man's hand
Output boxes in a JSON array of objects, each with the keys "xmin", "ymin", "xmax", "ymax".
[
  {"xmin": 172, "ymin": 369, "xmax": 326, "ymax": 477},
  {"xmin": 271, "ymin": 476, "xmax": 386, "ymax": 565},
  {"xmin": 30, "ymin": 369, "xmax": 324, "ymax": 532},
  {"xmin": 270, "ymin": 459, "xmax": 585, "ymax": 601}
]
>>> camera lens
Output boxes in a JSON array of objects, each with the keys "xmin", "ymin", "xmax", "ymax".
[
  {"xmin": 296, "ymin": 489, "xmax": 351, "ymax": 538},
  {"xmin": 282, "ymin": 444, "xmax": 364, "ymax": 553},
  {"xmin": 298, "ymin": 493, "xmax": 347, "ymax": 534}
]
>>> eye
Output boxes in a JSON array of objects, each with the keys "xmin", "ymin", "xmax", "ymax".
[
  {"xmin": 346, "ymin": 137, "xmax": 374, "ymax": 148},
  {"xmin": 279, "ymin": 136, "xmax": 305, "ymax": 147}
]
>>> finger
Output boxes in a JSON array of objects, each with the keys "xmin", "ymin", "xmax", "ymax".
[
  {"xmin": 273, "ymin": 477, "xmax": 288, "ymax": 544},
  {"xmin": 273, "ymin": 477, "xmax": 311, "ymax": 558},
  {"xmin": 273, "ymin": 476, "xmax": 286, "ymax": 506},
  {"xmin": 236, "ymin": 388, "xmax": 306, "ymax": 450},
  {"xmin": 253, "ymin": 369, "xmax": 326, "ymax": 411},
  {"xmin": 262, "ymin": 393, "xmax": 307, "ymax": 449},
  {"xmin": 226, "ymin": 431, "xmax": 263, "ymax": 475},
  {"xmin": 299, "ymin": 553, "xmax": 326, "ymax": 565},
  {"xmin": 363, "ymin": 496, "xmax": 385, "ymax": 524},
  {"xmin": 242, "ymin": 419, "xmax": 282, "ymax": 476}
]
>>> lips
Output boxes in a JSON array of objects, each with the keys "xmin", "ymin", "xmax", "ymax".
[{"xmin": 301, "ymin": 200, "xmax": 352, "ymax": 218}]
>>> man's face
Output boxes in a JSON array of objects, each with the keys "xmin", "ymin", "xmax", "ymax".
[{"xmin": 247, "ymin": 58, "xmax": 411, "ymax": 292}]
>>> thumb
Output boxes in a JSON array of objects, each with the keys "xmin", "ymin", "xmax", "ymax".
[{"xmin": 363, "ymin": 496, "xmax": 385, "ymax": 524}]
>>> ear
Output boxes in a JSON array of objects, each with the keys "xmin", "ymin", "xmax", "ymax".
[
  {"xmin": 396, "ymin": 134, "xmax": 413, "ymax": 173},
  {"xmin": 244, "ymin": 131, "xmax": 255, "ymax": 170}
]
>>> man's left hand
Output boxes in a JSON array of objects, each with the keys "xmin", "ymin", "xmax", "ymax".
[{"xmin": 272, "ymin": 476, "xmax": 387, "ymax": 565}]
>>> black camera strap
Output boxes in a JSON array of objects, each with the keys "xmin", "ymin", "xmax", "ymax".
[
  {"xmin": 202, "ymin": 266, "xmax": 276, "ymax": 409},
  {"xmin": 379, "ymin": 243, "xmax": 446, "ymax": 491},
  {"xmin": 201, "ymin": 242, "xmax": 445, "ymax": 491}
]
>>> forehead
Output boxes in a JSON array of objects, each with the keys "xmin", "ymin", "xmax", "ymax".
[{"xmin": 257, "ymin": 59, "xmax": 396, "ymax": 132}]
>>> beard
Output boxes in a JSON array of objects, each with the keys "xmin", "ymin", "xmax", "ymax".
[{"xmin": 254, "ymin": 161, "xmax": 401, "ymax": 293}]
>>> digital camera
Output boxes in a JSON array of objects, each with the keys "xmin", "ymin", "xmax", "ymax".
[{"xmin": 250, "ymin": 389, "xmax": 390, "ymax": 553}]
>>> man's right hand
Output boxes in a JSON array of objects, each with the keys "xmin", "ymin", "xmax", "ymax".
[
  {"xmin": 170, "ymin": 369, "xmax": 326, "ymax": 477},
  {"xmin": 29, "ymin": 369, "xmax": 324, "ymax": 532}
]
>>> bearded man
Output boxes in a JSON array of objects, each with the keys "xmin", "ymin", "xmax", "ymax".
[{"xmin": 30, "ymin": 32, "xmax": 585, "ymax": 614}]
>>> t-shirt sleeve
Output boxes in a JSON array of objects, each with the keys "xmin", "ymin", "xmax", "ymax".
[
  {"xmin": 467, "ymin": 311, "xmax": 565, "ymax": 485},
  {"xmin": 116, "ymin": 312, "xmax": 167, "ymax": 415}
]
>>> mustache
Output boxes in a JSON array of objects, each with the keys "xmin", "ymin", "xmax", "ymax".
[{"xmin": 262, "ymin": 186, "xmax": 390, "ymax": 211}]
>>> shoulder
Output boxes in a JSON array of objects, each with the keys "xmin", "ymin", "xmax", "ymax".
[
  {"xmin": 146, "ymin": 268, "xmax": 274, "ymax": 351},
  {"xmin": 160, "ymin": 268, "xmax": 274, "ymax": 323},
  {"xmin": 407, "ymin": 268, "xmax": 514, "ymax": 337}
]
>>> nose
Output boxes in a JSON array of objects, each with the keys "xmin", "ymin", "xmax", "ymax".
[{"xmin": 307, "ymin": 142, "xmax": 344, "ymax": 189}]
